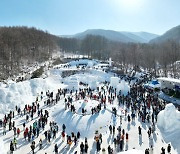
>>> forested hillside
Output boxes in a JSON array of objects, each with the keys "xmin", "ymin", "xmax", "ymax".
[
  {"xmin": 0, "ymin": 26, "xmax": 180, "ymax": 81},
  {"xmin": 0, "ymin": 26, "xmax": 59, "ymax": 80},
  {"xmin": 150, "ymin": 25, "xmax": 180, "ymax": 43},
  {"xmin": 58, "ymin": 34, "xmax": 180, "ymax": 78}
]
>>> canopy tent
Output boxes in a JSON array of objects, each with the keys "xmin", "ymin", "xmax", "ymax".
[
  {"xmin": 144, "ymin": 79, "xmax": 160, "ymax": 90},
  {"xmin": 152, "ymin": 80, "xmax": 159, "ymax": 85}
]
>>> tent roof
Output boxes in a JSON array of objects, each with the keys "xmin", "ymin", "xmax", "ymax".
[
  {"xmin": 158, "ymin": 77, "xmax": 180, "ymax": 84},
  {"xmin": 152, "ymin": 80, "xmax": 159, "ymax": 85}
]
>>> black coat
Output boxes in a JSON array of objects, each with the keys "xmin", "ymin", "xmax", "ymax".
[
  {"xmin": 54, "ymin": 145, "xmax": 58, "ymax": 152},
  {"xmin": 80, "ymin": 143, "xmax": 84, "ymax": 152},
  {"xmin": 85, "ymin": 143, "xmax": 88, "ymax": 153},
  {"xmin": 10, "ymin": 143, "xmax": 14, "ymax": 151},
  {"xmin": 96, "ymin": 141, "xmax": 101, "ymax": 151}
]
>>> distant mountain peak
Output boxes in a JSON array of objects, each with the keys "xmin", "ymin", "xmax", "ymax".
[
  {"xmin": 61, "ymin": 29, "xmax": 159, "ymax": 43},
  {"xmin": 150, "ymin": 25, "xmax": 180, "ymax": 43}
]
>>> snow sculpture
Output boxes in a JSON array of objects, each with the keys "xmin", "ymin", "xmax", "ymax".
[
  {"xmin": 157, "ymin": 103, "xmax": 180, "ymax": 132},
  {"xmin": 117, "ymin": 80, "xmax": 130, "ymax": 96},
  {"xmin": 110, "ymin": 77, "xmax": 119, "ymax": 88},
  {"xmin": 87, "ymin": 61, "xmax": 94, "ymax": 67}
]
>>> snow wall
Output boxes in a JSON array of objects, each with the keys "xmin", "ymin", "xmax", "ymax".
[
  {"xmin": 110, "ymin": 77, "xmax": 119, "ymax": 88},
  {"xmin": 0, "ymin": 77, "xmax": 67, "ymax": 114},
  {"xmin": 117, "ymin": 80, "xmax": 130, "ymax": 96},
  {"xmin": 157, "ymin": 103, "xmax": 180, "ymax": 132}
]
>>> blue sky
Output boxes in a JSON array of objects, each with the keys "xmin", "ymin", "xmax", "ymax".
[{"xmin": 0, "ymin": 0, "xmax": 179, "ymax": 35}]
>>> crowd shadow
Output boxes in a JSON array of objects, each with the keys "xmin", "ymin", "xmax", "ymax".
[
  {"xmin": 125, "ymin": 142, "xmax": 129, "ymax": 151},
  {"xmin": 17, "ymin": 137, "xmax": 30, "ymax": 149},
  {"xmin": 131, "ymin": 120, "xmax": 136, "ymax": 126},
  {"xmin": 127, "ymin": 123, "xmax": 130, "ymax": 131},
  {"xmin": 139, "ymin": 135, "xmax": 143, "ymax": 146},
  {"xmin": 90, "ymin": 142, "xmax": 96, "ymax": 154},
  {"xmin": 59, "ymin": 145, "xmax": 70, "ymax": 154},
  {"xmin": 107, "ymin": 134, "xmax": 112, "ymax": 144},
  {"xmin": 86, "ymin": 113, "xmax": 98, "ymax": 131},
  {"xmin": 160, "ymin": 129, "xmax": 180, "ymax": 154},
  {"xmin": 68, "ymin": 143, "xmax": 78, "ymax": 154},
  {"xmin": 153, "ymin": 132, "xmax": 157, "ymax": 142}
]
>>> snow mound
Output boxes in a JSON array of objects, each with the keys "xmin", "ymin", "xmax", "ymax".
[
  {"xmin": 118, "ymin": 149, "xmax": 144, "ymax": 154},
  {"xmin": 0, "ymin": 77, "xmax": 67, "ymax": 114},
  {"xmin": 73, "ymin": 99, "xmax": 99, "ymax": 114},
  {"xmin": 117, "ymin": 80, "xmax": 130, "ymax": 96},
  {"xmin": 110, "ymin": 77, "xmax": 119, "ymax": 88},
  {"xmin": 53, "ymin": 108, "xmax": 113, "ymax": 138},
  {"xmin": 157, "ymin": 103, "xmax": 180, "ymax": 132}
]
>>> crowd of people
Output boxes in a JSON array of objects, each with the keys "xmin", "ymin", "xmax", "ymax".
[{"xmin": 0, "ymin": 72, "xmax": 175, "ymax": 154}]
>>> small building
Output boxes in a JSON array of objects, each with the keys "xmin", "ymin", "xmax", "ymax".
[
  {"xmin": 158, "ymin": 77, "xmax": 180, "ymax": 101},
  {"xmin": 144, "ymin": 79, "xmax": 160, "ymax": 90},
  {"xmin": 158, "ymin": 77, "xmax": 180, "ymax": 90}
]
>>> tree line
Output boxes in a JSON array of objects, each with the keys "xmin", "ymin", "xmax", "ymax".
[
  {"xmin": 0, "ymin": 26, "xmax": 179, "ymax": 80},
  {"xmin": 58, "ymin": 35, "xmax": 180, "ymax": 78},
  {"xmin": 0, "ymin": 26, "xmax": 59, "ymax": 80}
]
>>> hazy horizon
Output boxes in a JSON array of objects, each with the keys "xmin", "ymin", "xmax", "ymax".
[{"xmin": 0, "ymin": 0, "xmax": 179, "ymax": 35}]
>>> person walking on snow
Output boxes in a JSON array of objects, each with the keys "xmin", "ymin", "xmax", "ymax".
[
  {"xmin": 39, "ymin": 139, "xmax": 42, "ymax": 150},
  {"xmin": 62, "ymin": 124, "xmax": 66, "ymax": 132},
  {"xmin": 10, "ymin": 141, "xmax": 14, "ymax": 154},
  {"xmin": 167, "ymin": 144, "xmax": 171, "ymax": 153},
  {"xmin": 126, "ymin": 133, "xmax": 128, "ymax": 142},
  {"xmin": 85, "ymin": 140, "xmax": 88, "ymax": 153},
  {"xmin": 109, "ymin": 125, "xmax": 112, "ymax": 134},
  {"xmin": 138, "ymin": 126, "xmax": 142, "ymax": 136},
  {"xmin": 13, "ymin": 137, "xmax": 17, "ymax": 149},
  {"xmin": 30, "ymin": 141, "xmax": 35, "ymax": 154},
  {"xmin": 54, "ymin": 144, "xmax": 58, "ymax": 154},
  {"xmin": 80, "ymin": 142, "xmax": 84, "ymax": 153}
]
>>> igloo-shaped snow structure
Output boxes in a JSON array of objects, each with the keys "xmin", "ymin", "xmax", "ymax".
[
  {"xmin": 110, "ymin": 77, "xmax": 119, "ymax": 88},
  {"xmin": 87, "ymin": 61, "xmax": 94, "ymax": 67},
  {"xmin": 157, "ymin": 103, "xmax": 180, "ymax": 132},
  {"xmin": 110, "ymin": 77, "xmax": 130, "ymax": 96},
  {"xmin": 117, "ymin": 80, "xmax": 130, "ymax": 96}
]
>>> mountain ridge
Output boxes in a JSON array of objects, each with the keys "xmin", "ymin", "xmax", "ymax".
[
  {"xmin": 60, "ymin": 29, "xmax": 159, "ymax": 43},
  {"xmin": 150, "ymin": 25, "xmax": 180, "ymax": 43}
]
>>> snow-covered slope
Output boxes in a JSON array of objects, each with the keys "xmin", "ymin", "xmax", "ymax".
[
  {"xmin": 0, "ymin": 77, "xmax": 67, "ymax": 114},
  {"xmin": 63, "ymin": 29, "xmax": 159, "ymax": 43},
  {"xmin": 0, "ymin": 59, "xmax": 179, "ymax": 154}
]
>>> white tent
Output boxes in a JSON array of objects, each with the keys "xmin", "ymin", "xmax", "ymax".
[{"xmin": 117, "ymin": 80, "xmax": 130, "ymax": 96}]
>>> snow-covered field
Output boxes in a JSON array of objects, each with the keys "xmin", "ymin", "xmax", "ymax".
[{"xmin": 0, "ymin": 59, "xmax": 179, "ymax": 154}]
